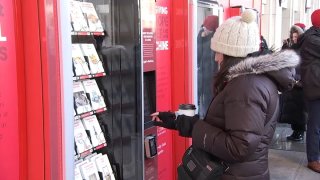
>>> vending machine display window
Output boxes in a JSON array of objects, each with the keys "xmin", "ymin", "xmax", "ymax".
[{"xmin": 70, "ymin": 0, "xmax": 143, "ymax": 179}]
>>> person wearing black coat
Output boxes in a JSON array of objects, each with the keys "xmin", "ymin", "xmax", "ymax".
[
  {"xmin": 297, "ymin": 9, "xmax": 320, "ymax": 173},
  {"xmin": 282, "ymin": 25, "xmax": 304, "ymax": 49},
  {"xmin": 279, "ymin": 25, "xmax": 307, "ymax": 141},
  {"xmin": 151, "ymin": 10, "xmax": 299, "ymax": 179},
  {"xmin": 197, "ymin": 15, "xmax": 219, "ymax": 119}
]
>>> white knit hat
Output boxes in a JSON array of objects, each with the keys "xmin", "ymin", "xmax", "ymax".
[{"xmin": 211, "ymin": 9, "xmax": 260, "ymax": 57}]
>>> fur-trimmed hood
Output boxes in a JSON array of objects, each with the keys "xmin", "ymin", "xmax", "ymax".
[
  {"xmin": 227, "ymin": 50, "xmax": 300, "ymax": 91},
  {"xmin": 290, "ymin": 25, "xmax": 304, "ymax": 35}
]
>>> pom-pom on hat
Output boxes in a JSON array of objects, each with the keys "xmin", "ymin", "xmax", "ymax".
[
  {"xmin": 211, "ymin": 9, "xmax": 260, "ymax": 57},
  {"xmin": 311, "ymin": 9, "xmax": 320, "ymax": 28},
  {"xmin": 203, "ymin": 15, "xmax": 219, "ymax": 32}
]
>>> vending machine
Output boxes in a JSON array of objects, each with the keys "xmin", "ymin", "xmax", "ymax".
[{"xmin": 0, "ymin": 0, "xmax": 242, "ymax": 180}]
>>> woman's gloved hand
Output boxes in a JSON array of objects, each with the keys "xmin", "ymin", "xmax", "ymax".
[
  {"xmin": 175, "ymin": 115, "xmax": 199, "ymax": 137},
  {"xmin": 151, "ymin": 111, "xmax": 177, "ymax": 130}
]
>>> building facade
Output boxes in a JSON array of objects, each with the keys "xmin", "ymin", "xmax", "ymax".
[{"xmin": 261, "ymin": 0, "xmax": 320, "ymax": 50}]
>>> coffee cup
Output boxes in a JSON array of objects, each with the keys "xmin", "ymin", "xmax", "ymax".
[{"xmin": 177, "ymin": 104, "xmax": 196, "ymax": 117}]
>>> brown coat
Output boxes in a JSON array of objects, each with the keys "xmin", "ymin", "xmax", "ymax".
[{"xmin": 192, "ymin": 50, "xmax": 300, "ymax": 180}]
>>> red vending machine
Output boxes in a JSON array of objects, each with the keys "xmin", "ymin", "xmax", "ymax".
[
  {"xmin": 144, "ymin": 0, "xmax": 205, "ymax": 179},
  {"xmin": 143, "ymin": 0, "xmax": 176, "ymax": 179},
  {"xmin": 3, "ymin": 0, "xmax": 262, "ymax": 179}
]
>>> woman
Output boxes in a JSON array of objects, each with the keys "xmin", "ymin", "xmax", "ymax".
[
  {"xmin": 282, "ymin": 25, "xmax": 304, "ymax": 49},
  {"xmin": 279, "ymin": 24, "xmax": 306, "ymax": 141},
  {"xmin": 152, "ymin": 9, "xmax": 299, "ymax": 179}
]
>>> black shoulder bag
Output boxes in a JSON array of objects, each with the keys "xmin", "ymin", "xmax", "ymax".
[
  {"xmin": 177, "ymin": 98, "xmax": 229, "ymax": 180},
  {"xmin": 177, "ymin": 146, "xmax": 229, "ymax": 180}
]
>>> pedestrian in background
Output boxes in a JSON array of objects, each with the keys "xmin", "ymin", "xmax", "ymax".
[
  {"xmin": 151, "ymin": 9, "xmax": 299, "ymax": 179},
  {"xmin": 278, "ymin": 24, "xmax": 307, "ymax": 141},
  {"xmin": 282, "ymin": 25, "xmax": 304, "ymax": 49},
  {"xmin": 298, "ymin": 9, "xmax": 320, "ymax": 173},
  {"xmin": 295, "ymin": 22, "xmax": 307, "ymax": 32},
  {"xmin": 197, "ymin": 15, "xmax": 219, "ymax": 119}
]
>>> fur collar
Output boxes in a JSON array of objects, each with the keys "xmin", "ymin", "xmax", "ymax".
[{"xmin": 227, "ymin": 50, "xmax": 300, "ymax": 80}]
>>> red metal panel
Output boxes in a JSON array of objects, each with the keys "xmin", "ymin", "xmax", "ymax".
[
  {"xmin": 228, "ymin": 7, "xmax": 242, "ymax": 17},
  {"xmin": 0, "ymin": 1, "xmax": 22, "ymax": 180},
  {"xmin": 171, "ymin": 0, "xmax": 186, "ymax": 116},
  {"xmin": 171, "ymin": 0, "xmax": 186, "ymax": 178},
  {"xmin": 156, "ymin": 0, "xmax": 174, "ymax": 179},
  {"xmin": 18, "ymin": 0, "xmax": 64, "ymax": 179},
  {"xmin": 20, "ymin": 0, "xmax": 45, "ymax": 180},
  {"xmin": 38, "ymin": 0, "xmax": 63, "ymax": 179},
  {"xmin": 38, "ymin": 3, "xmax": 53, "ymax": 179},
  {"xmin": 13, "ymin": 0, "xmax": 28, "ymax": 179},
  {"xmin": 171, "ymin": 0, "xmax": 193, "ymax": 179}
]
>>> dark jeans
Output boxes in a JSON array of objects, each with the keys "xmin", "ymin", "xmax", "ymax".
[{"xmin": 306, "ymin": 99, "xmax": 320, "ymax": 162}]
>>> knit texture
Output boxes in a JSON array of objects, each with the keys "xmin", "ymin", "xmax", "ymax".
[
  {"xmin": 311, "ymin": 9, "xmax": 320, "ymax": 28},
  {"xmin": 211, "ymin": 9, "xmax": 260, "ymax": 57}
]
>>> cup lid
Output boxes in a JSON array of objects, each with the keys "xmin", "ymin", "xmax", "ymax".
[{"xmin": 179, "ymin": 104, "xmax": 196, "ymax": 110}]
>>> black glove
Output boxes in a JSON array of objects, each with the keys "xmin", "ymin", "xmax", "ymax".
[
  {"xmin": 153, "ymin": 111, "xmax": 177, "ymax": 130},
  {"xmin": 175, "ymin": 115, "xmax": 199, "ymax": 137}
]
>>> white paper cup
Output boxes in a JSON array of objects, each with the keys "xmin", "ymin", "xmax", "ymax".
[{"xmin": 177, "ymin": 104, "xmax": 196, "ymax": 117}]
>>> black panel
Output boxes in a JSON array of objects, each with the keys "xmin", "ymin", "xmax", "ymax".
[
  {"xmin": 87, "ymin": 0, "xmax": 143, "ymax": 179},
  {"xmin": 143, "ymin": 72, "xmax": 156, "ymax": 129}
]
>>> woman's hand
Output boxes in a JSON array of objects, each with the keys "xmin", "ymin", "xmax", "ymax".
[
  {"xmin": 175, "ymin": 115, "xmax": 199, "ymax": 137},
  {"xmin": 151, "ymin": 112, "xmax": 200, "ymax": 137},
  {"xmin": 151, "ymin": 111, "xmax": 177, "ymax": 130}
]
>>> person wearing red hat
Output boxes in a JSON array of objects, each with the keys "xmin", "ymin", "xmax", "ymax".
[
  {"xmin": 197, "ymin": 15, "xmax": 219, "ymax": 119},
  {"xmin": 296, "ymin": 9, "xmax": 320, "ymax": 173},
  {"xmin": 294, "ymin": 23, "xmax": 306, "ymax": 31},
  {"xmin": 282, "ymin": 25, "xmax": 304, "ymax": 49},
  {"xmin": 203, "ymin": 16, "xmax": 219, "ymax": 32},
  {"xmin": 311, "ymin": 9, "xmax": 320, "ymax": 28},
  {"xmin": 279, "ymin": 24, "xmax": 306, "ymax": 142}
]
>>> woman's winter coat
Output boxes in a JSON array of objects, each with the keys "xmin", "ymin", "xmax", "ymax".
[
  {"xmin": 192, "ymin": 50, "xmax": 299, "ymax": 180},
  {"xmin": 278, "ymin": 34, "xmax": 306, "ymax": 128},
  {"xmin": 298, "ymin": 26, "xmax": 320, "ymax": 100},
  {"xmin": 278, "ymin": 85, "xmax": 306, "ymax": 128}
]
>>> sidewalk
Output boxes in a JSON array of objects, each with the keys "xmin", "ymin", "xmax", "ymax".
[{"xmin": 269, "ymin": 124, "xmax": 320, "ymax": 180}]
